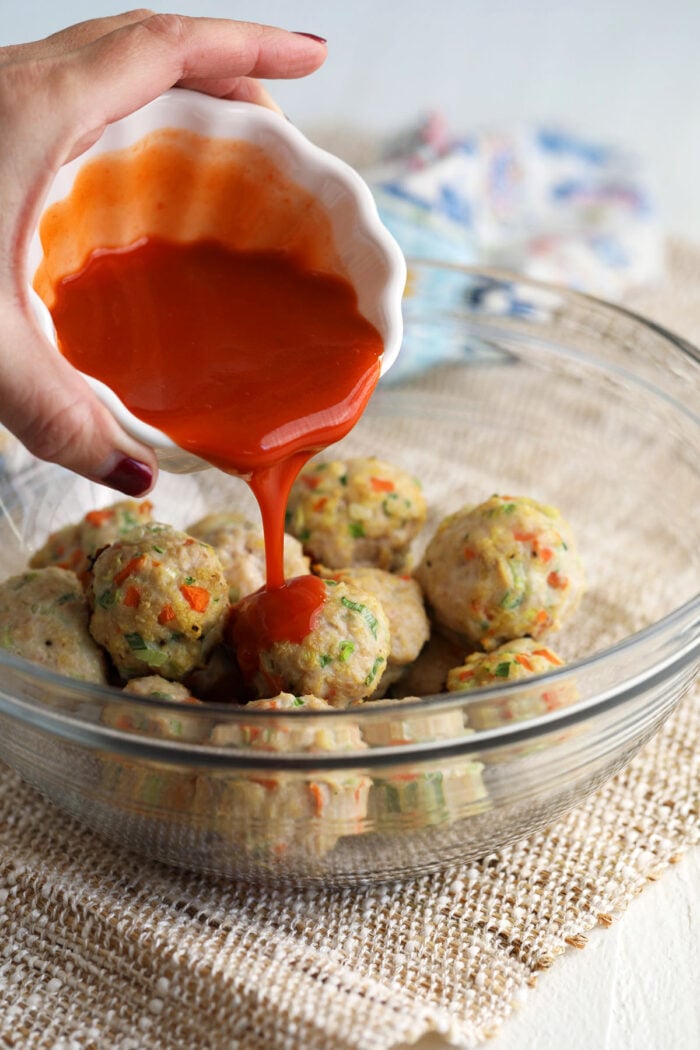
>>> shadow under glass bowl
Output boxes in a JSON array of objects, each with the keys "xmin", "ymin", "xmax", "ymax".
[{"xmin": 0, "ymin": 262, "xmax": 698, "ymax": 885}]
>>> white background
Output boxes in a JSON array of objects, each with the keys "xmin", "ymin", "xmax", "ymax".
[
  {"xmin": 3, "ymin": 0, "xmax": 700, "ymax": 241},
  {"xmin": 2, "ymin": 3, "xmax": 699, "ymax": 1047}
]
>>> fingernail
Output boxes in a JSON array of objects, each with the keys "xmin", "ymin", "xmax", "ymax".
[
  {"xmin": 293, "ymin": 32, "xmax": 327, "ymax": 44},
  {"xmin": 102, "ymin": 457, "xmax": 153, "ymax": 497}
]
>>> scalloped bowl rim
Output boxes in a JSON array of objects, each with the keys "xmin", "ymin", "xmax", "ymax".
[{"xmin": 28, "ymin": 89, "xmax": 407, "ymax": 467}]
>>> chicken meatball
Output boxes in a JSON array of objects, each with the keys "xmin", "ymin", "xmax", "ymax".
[
  {"xmin": 446, "ymin": 637, "xmax": 577, "ymax": 729},
  {"xmin": 186, "ymin": 512, "xmax": 310, "ymax": 603},
  {"xmin": 123, "ymin": 675, "xmax": 194, "ymax": 702},
  {"xmin": 89, "ymin": 523, "xmax": 229, "ymax": 680},
  {"xmin": 198, "ymin": 693, "xmax": 371, "ymax": 858},
  {"xmin": 390, "ymin": 631, "xmax": 470, "ymax": 698},
  {"xmin": 99, "ymin": 676, "xmax": 205, "ymax": 743},
  {"xmin": 319, "ymin": 566, "xmax": 430, "ymax": 696},
  {"xmin": 416, "ymin": 495, "xmax": 584, "ymax": 650},
  {"xmin": 210, "ymin": 693, "xmax": 365, "ymax": 751},
  {"xmin": 286, "ymin": 456, "xmax": 426, "ymax": 571},
  {"xmin": 0, "ymin": 567, "xmax": 107, "ymax": 683},
  {"xmin": 229, "ymin": 577, "xmax": 391, "ymax": 707},
  {"xmin": 29, "ymin": 500, "xmax": 153, "ymax": 581},
  {"xmin": 183, "ymin": 644, "xmax": 246, "ymax": 704},
  {"xmin": 355, "ymin": 695, "xmax": 468, "ymax": 748},
  {"xmin": 353, "ymin": 696, "xmax": 487, "ymax": 829}
]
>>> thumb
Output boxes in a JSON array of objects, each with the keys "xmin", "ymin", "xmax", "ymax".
[{"xmin": 0, "ymin": 307, "xmax": 158, "ymax": 496}]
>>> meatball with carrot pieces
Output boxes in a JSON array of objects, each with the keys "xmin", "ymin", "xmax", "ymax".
[
  {"xmin": 353, "ymin": 695, "xmax": 469, "ymax": 747},
  {"xmin": 352, "ymin": 696, "xmax": 487, "ymax": 829},
  {"xmin": 184, "ymin": 644, "xmax": 246, "ymax": 704},
  {"xmin": 100, "ymin": 676, "xmax": 205, "ymax": 743},
  {"xmin": 199, "ymin": 693, "xmax": 371, "ymax": 858},
  {"xmin": 0, "ymin": 567, "xmax": 108, "ymax": 683},
  {"xmin": 89, "ymin": 523, "xmax": 229, "ymax": 680},
  {"xmin": 228, "ymin": 576, "xmax": 391, "ymax": 707},
  {"xmin": 186, "ymin": 511, "xmax": 309, "ymax": 603},
  {"xmin": 286, "ymin": 456, "xmax": 426, "ymax": 571},
  {"xmin": 29, "ymin": 500, "xmax": 153, "ymax": 581},
  {"xmin": 446, "ymin": 637, "xmax": 578, "ymax": 729},
  {"xmin": 389, "ymin": 631, "xmax": 471, "ymax": 699},
  {"xmin": 123, "ymin": 675, "xmax": 195, "ymax": 702},
  {"xmin": 318, "ymin": 566, "xmax": 430, "ymax": 697},
  {"xmin": 416, "ymin": 495, "xmax": 584, "ymax": 650},
  {"xmin": 210, "ymin": 692, "xmax": 366, "ymax": 751}
]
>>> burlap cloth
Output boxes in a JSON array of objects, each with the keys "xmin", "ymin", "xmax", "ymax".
[{"xmin": 0, "ymin": 241, "xmax": 698, "ymax": 1050}]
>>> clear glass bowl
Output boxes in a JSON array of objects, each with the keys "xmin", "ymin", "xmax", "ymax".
[{"xmin": 0, "ymin": 263, "xmax": 698, "ymax": 885}]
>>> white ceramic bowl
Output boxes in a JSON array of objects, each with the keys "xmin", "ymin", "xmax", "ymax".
[{"xmin": 28, "ymin": 89, "xmax": 406, "ymax": 473}]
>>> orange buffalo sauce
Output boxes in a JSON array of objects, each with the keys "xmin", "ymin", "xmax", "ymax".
[
  {"xmin": 231, "ymin": 574, "xmax": 329, "ymax": 685},
  {"xmin": 42, "ymin": 133, "xmax": 386, "ymax": 660}
]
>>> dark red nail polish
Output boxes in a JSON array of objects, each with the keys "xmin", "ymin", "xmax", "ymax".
[
  {"xmin": 102, "ymin": 457, "xmax": 153, "ymax": 497},
  {"xmin": 293, "ymin": 32, "xmax": 327, "ymax": 44}
]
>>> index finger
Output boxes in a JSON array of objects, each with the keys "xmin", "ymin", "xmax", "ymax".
[{"xmin": 59, "ymin": 14, "xmax": 327, "ymax": 133}]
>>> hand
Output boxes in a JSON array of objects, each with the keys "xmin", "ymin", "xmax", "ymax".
[{"xmin": 0, "ymin": 10, "xmax": 326, "ymax": 495}]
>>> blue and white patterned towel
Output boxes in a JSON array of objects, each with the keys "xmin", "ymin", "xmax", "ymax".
[{"xmin": 368, "ymin": 114, "xmax": 663, "ymax": 383}]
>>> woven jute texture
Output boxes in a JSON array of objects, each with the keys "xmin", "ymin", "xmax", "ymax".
[{"xmin": 0, "ymin": 241, "xmax": 698, "ymax": 1050}]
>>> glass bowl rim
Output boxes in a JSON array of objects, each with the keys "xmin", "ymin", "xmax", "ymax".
[{"xmin": 0, "ymin": 263, "xmax": 698, "ymax": 764}]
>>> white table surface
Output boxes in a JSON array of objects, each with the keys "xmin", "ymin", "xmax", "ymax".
[
  {"xmin": 2, "ymin": 4, "xmax": 699, "ymax": 1046},
  {"xmin": 392, "ymin": 846, "xmax": 700, "ymax": 1050}
]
